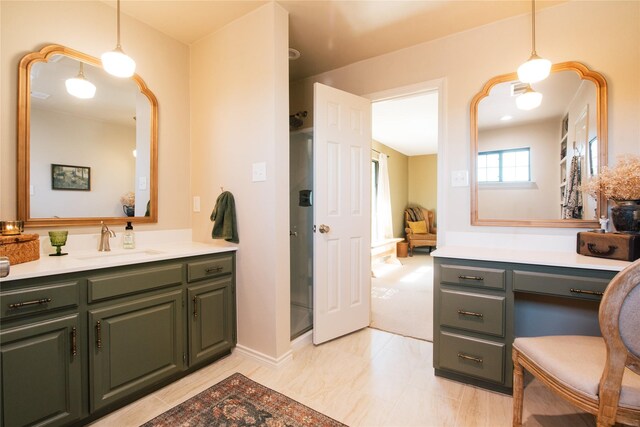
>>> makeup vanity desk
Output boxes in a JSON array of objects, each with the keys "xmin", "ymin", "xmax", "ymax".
[{"xmin": 431, "ymin": 246, "xmax": 630, "ymax": 394}]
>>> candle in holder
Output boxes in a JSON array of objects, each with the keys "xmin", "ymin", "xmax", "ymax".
[{"xmin": 0, "ymin": 221, "xmax": 24, "ymax": 236}]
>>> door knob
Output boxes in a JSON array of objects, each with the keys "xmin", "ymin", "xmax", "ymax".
[{"xmin": 319, "ymin": 224, "xmax": 330, "ymax": 234}]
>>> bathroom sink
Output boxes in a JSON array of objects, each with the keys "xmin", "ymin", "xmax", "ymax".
[{"xmin": 77, "ymin": 249, "xmax": 165, "ymax": 262}]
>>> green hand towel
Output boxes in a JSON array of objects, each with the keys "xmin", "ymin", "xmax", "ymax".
[{"xmin": 210, "ymin": 191, "xmax": 239, "ymax": 243}]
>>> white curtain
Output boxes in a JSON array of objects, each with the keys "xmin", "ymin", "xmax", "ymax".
[{"xmin": 375, "ymin": 153, "xmax": 394, "ymax": 242}]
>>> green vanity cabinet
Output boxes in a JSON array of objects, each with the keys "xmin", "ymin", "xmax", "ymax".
[
  {"xmin": 433, "ymin": 256, "xmax": 618, "ymax": 394},
  {"xmin": 88, "ymin": 290, "xmax": 184, "ymax": 411},
  {"xmin": 0, "ymin": 250, "xmax": 236, "ymax": 426},
  {"xmin": 0, "ymin": 314, "xmax": 82, "ymax": 427}
]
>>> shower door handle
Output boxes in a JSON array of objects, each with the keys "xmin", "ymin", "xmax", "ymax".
[
  {"xmin": 289, "ymin": 231, "xmax": 298, "ymax": 237},
  {"xmin": 319, "ymin": 224, "xmax": 330, "ymax": 234}
]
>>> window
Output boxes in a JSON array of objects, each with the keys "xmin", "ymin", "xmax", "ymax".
[
  {"xmin": 371, "ymin": 159, "xmax": 379, "ymax": 239},
  {"xmin": 478, "ymin": 148, "xmax": 530, "ymax": 182}
]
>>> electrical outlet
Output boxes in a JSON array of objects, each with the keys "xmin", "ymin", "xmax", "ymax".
[
  {"xmin": 451, "ymin": 170, "xmax": 469, "ymax": 187},
  {"xmin": 139, "ymin": 176, "xmax": 147, "ymax": 190},
  {"xmin": 193, "ymin": 196, "xmax": 200, "ymax": 212}
]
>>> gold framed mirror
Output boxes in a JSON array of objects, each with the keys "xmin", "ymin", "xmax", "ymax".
[
  {"xmin": 470, "ymin": 61, "xmax": 607, "ymax": 228},
  {"xmin": 17, "ymin": 44, "xmax": 158, "ymax": 227}
]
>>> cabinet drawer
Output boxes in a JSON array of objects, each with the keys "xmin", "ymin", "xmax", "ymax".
[
  {"xmin": 88, "ymin": 264, "xmax": 182, "ymax": 303},
  {"xmin": 440, "ymin": 264, "xmax": 505, "ymax": 290},
  {"xmin": 188, "ymin": 256, "xmax": 233, "ymax": 282},
  {"xmin": 513, "ymin": 270, "xmax": 610, "ymax": 301},
  {"xmin": 440, "ymin": 290, "xmax": 505, "ymax": 337},
  {"xmin": 438, "ymin": 331, "xmax": 505, "ymax": 384},
  {"xmin": 1, "ymin": 281, "xmax": 80, "ymax": 320}
]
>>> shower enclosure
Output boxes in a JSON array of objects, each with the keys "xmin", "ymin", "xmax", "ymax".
[{"xmin": 290, "ymin": 129, "xmax": 313, "ymax": 339}]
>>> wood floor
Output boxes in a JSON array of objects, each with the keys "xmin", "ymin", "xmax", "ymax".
[{"xmin": 90, "ymin": 328, "xmax": 596, "ymax": 426}]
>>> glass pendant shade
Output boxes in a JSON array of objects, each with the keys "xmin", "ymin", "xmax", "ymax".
[
  {"xmin": 517, "ymin": 54, "xmax": 551, "ymax": 84},
  {"xmin": 102, "ymin": 0, "xmax": 136, "ymax": 78},
  {"xmin": 65, "ymin": 63, "xmax": 96, "ymax": 99},
  {"xmin": 101, "ymin": 47, "xmax": 136, "ymax": 78},
  {"xmin": 516, "ymin": 86, "xmax": 543, "ymax": 110}
]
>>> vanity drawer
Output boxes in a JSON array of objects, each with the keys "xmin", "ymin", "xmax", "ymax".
[
  {"xmin": 440, "ymin": 289, "xmax": 505, "ymax": 337},
  {"xmin": 513, "ymin": 270, "xmax": 611, "ymax": 301},
  {"xmin": 1, "ymin": 281, "xmax": 80, "ymax": 319},
  {"xmin": 188, "ymin": 256, "xmax": 233, "ymax": 282},
  {"xmin": 440, "ymin": 264, "xmax": 506, "ymax": 290},
  {"xmin": 438, "ymin": 331, "xmax": 505, "ymax": 384},
  {"xmin": 88, "ymin": 264, "xmax": 183, "ymax": 303}
]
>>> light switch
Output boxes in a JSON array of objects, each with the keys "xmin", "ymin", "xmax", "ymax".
[
  {"xmin": 139, "ymin": 176, "xmax": 147, "ymax": 190},
  {"xmin": 252, "ymin": 162, "xmax": 267, "ymax": 182},
  {"xmin": 193, "ymin": 196, "xmax": 201, "ymax": 212},
  {"xmin": 30, "ymin": 185, "xmax": 34, "ymax": 196},
  {"xmin": 451, "ymin": 170, "xmax": 469, "ymax": 187}
]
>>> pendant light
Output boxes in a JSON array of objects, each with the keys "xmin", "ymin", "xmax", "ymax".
[
  {"xmin": 101, "ymin": 0, "xmax": 136, "ymax": 78},
  {"xmin": 516, "ymin": 85, "xmax": 543, "ymax": 110},
  {"xmin": 517, "ymin": 0, "xmax": 551, "ymax": 84},
  {"xmin": 65, "ymin": 62, "xmax": 96, "ymax": 99}
]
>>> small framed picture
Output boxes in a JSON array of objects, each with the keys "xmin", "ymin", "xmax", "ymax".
[{"xmin": 51, "ymin": 164, "xmax": 91, "ymax": 191}]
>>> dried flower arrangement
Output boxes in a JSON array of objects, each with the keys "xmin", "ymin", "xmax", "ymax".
[
  {"xmin": 120, "ymin": 191, "xmax": 135, "ymax": 207},
  {"xmin": 582, "ymin": 155, "xmax": 640, "ymax": 201}
]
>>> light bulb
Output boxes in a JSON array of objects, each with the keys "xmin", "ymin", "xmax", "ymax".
[
  {"xmin": 516, "ymin": 88, "xmax": 543, "ymax": 110},
  {"xmin": 101, "ymin": 47, "xmax": 136, "ymax": 78},
  {"xmin": 517, "ymin": 54, "xmax": 551, "ymax": 84},
  {"xmin": 65, "ymin": 63, "xmax": 96, "ymax": 99}
]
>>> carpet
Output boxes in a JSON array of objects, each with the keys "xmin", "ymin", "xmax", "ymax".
[
  {"xmin": 370, "ymin": 252, "xmax": 434, "ymax": 341},
  {"xmin": 141, "ymin": 373, "xmax": 347, "ymax": 427}
]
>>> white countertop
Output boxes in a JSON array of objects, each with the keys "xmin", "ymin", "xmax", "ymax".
[
  {"xmin": 431, "ymin": 246, "xmax": 631, "ymax": 272},
  {"xmin": 1, "ymin": 241, "xmax": 237, "ymax": 282}
]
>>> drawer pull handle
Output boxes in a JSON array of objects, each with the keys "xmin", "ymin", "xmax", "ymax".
[
  {"xmin": 587, "ymin": 243, "xmax": 617, "ymax": 256},
  {"xmin": 570, "ymin": 288, "xmax": 604, "ymax": 297},
  {"xmin": 457, "ymin": 352, "xmax": 483, "ymax": 364},
  {"xmin": 96, "ymin": 321, "xmax": 102, "ymax": 349},
  {"xmin": 193, "ymin": 296, "xmax": 198, "ymax": 318},
  {"xmin": 457, "ymin": 309, "xmax": 484, "ymax": 318},
  {"xmin": 205, "ymin": 266, "xmax": 223, "ymax": 274},
  {"xmin": 458, "ymin": 275, "xmax": 484, "ymax": 281},
  {"xmin": 71, "ymin": 327, "xmax": 78, "ymax": 357},
  {"xmin": 8, "ymin": 297, "xmax": 52, "ymax": 309}
]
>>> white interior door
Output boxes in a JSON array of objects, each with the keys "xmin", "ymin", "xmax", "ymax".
[{"xmin": 313, "ymin": 82, "xmax": 371, "ymax": 345}]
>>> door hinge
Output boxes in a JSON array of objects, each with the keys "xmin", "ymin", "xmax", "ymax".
[
  {"xmin": 183, "ymin": 353, "xmax": 187, "ymax": 364},
  {"xmin": 313, "ymin": 225, "xmax": 316, "ymax": 233}
]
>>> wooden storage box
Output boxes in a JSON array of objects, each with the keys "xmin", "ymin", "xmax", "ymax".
[
  {"xmin": 577, "ymin": 231, "xmax": 640, "ymax": 262},
  {"xmin": 0, "ymin": 233, "xmax": 40, "ymax": 265}
]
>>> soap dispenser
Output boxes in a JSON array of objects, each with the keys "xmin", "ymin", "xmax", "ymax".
[{"xmin": 123, "ymin": 221, "xmax": 135, "ymax": 249}]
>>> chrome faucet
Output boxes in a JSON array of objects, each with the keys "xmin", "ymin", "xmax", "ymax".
[{"xmin": 99, "ymin": 222, "xmax": 116, "ymax": 252}]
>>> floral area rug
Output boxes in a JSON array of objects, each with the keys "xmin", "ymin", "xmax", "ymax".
[{"xmin": 141, "ymin": 373, "xmax": 347, "ymax": 427}]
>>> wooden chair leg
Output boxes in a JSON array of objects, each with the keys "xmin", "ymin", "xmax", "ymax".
[{"xmin": 512, "ymin": 350, "xmax": 525, "ymax": 427}]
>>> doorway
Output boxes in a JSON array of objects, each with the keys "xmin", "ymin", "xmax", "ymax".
[{"xmin": 368, "ymin": 82, "xmax": 441, "ymax": 341}]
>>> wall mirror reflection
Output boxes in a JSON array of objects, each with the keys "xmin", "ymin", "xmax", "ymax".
[
  {"xmin": 470, "ymin": 62, "xmax": 607, "ymax": 228},
  {"xmin": 17, "ymin": 45, "xmax": 158, "ymax": 227}
]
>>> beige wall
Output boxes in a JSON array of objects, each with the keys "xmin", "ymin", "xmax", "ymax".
[
  {"xmin": 0, "ymin": 1, "xmax": 191, "ymax": 232},
  {"xmin": 290, "ymin": 1, "xmax": 640, "ymax": 247},
  {"xmin": 408, "ymin": 154, "xmax": 438, "ymax": 223},
  {"xmin": 372, "ymin": 140, "xmax": 408, "ymax": 238},
  {"xmin": 190, "ymin": 3, "xmax": 291, "ymax": 361}
]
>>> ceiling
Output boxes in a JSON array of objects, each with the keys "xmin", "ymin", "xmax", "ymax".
[{"xmin": 110, "ymin": 0, "xmax": 565, "ymax": 82}]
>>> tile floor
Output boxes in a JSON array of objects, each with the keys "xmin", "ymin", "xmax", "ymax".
[{"xmin": 90, "ymin": 328, "xmax": 596, "ymax": 427}]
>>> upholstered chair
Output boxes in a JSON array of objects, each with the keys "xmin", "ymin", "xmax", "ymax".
[
  {"xmin": 404, "ymin": 207, "xmax": 437, "ymax": 256},
  {"xmin": 512, "ymin": 258, "xmax": 640, "ymax": 427}
]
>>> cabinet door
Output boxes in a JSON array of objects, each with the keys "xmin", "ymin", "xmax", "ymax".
[
  {"xmin": 0, "ymin": 315, "xmax": 81, "ymax": 427},
  {"xmin": 88, "ymin": 290, "xmax": 184, "ymax": 411},
  {"xmin": 188, "ymin": 277, "xmax": 235, "ymax": 366}
]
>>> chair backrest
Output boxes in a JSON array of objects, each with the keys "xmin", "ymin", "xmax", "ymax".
[
  {"xmin": 404, "ymin": 207, "xmax": 435, "ymax": 233},
  {"xmin": 599, "ymin": 258, "xmax": 640, "ymax": 377}
]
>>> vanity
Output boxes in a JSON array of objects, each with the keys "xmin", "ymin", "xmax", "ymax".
[
  {"xmin": 432, "ymin": 247, "xmax": 629, "ymax": 394},
  {"xmin": 0, "ymin": 244, "xmax": 236, "ymax": 427}
]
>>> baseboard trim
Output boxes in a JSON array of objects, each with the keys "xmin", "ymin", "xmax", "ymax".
[
  {"xmin": 234, "ymin": 344, "xmax": 293, "ymax": 368},
  {"xmin": 291, "ymin": 329, "xmax": 313, "ymax": 350}
]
